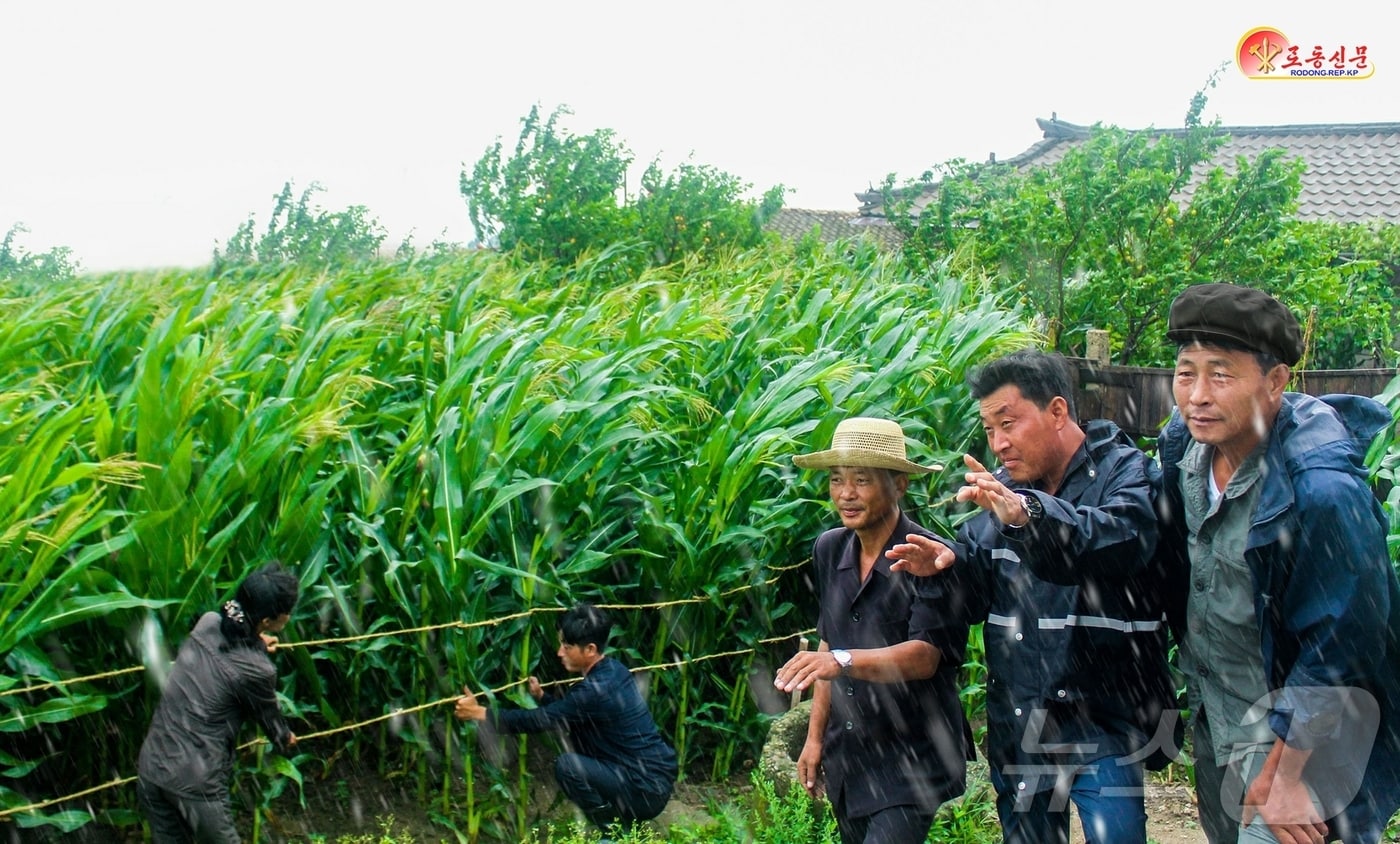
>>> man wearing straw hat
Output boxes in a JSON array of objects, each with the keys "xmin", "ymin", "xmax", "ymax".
[
  {"xmin": 889, "ymin": 349, "xmax": 1174, "ymax": 844},
  {"xmin": 775, "ymin": 416, "xmax": 974, "ymax": 844}
]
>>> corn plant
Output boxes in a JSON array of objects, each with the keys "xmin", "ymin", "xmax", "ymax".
[{"xmin": 0, "ymin": 239, "xmax": 1033, "ymax": 836}]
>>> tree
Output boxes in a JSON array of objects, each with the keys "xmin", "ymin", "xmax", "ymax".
[
  {"xmin": 461, "ymin": 105, "xmax": 784, "ymax": 270},
  {"xmin": 462, "ymin": 105, "xmax": 635, "ymax": 265},
  {"xmin": 1267, "ymin": 219, "xmax": 1400, "ymax": 368},
  {"xmin": 879, "ymin": 79, "xmax": 1400, "ymax": 367},
  {"xmin": 0, "ymin": 224, "xmax": 79, "ymax": 289},
  {"xmin": 213, "ymin": 181, "xmax": 386, "ymax": 272},
  {"xmin": 636, "ymin": 159, "xmax": 785, "ymax": 265}
]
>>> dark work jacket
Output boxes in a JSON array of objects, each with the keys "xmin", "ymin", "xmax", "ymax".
[
  {"xmin": 814, "ymin": 512, "xmax": 973, "ymax": 818},
  {"xmin": 138, "ymin": 612, "xmax": 294, "ymax": 799},
  {"xmin": 951, "ymin": 419, "xmax": 1176, "ymax": 784},
  {"xmin": 491, "ymin": 656, "xmax": 678, "ymax": 796},
  {"xmin": 1157, "ymin": 393, "xmax": 1400, "ymax": 826}
]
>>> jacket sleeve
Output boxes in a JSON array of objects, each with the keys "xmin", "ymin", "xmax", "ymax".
[
  {"xmin": 491, "ymin": 673, "xmax": 602, "ymax": 735},
  {"xmin": 1010, "ymin": 447, "xmax": 1160, "ymax": 586},
  {"xmin": 238, "ymin": 659, "xmax": 295, "ymax": 753},
  {"xmin": 1269, "ymin": 467, "xmax": 1392, "ymax": 750},
  {"xmin": 1152, "ymin": 421, "xmax": 1193, "ymax": 642},
  {"xmin": 905, "ymin": 526, "xmax": 980, "ymax": 662},
  {"xmin": 928, "ymin": 524, "xmax": 992, "ymax": 625}
]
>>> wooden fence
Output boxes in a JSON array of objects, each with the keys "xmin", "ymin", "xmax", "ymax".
[{"xmin": 1066, "ymin": 357, "xmax": 1399, "ymax": 440}]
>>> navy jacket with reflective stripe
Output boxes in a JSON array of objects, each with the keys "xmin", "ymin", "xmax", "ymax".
[{"xmin": 950, "ymin": 419, "xmax": 1176, "ymax": 772}]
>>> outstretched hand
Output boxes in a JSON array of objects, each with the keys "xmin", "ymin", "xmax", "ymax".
[
  {"xmin": 957, "ymin": 454, "xmax": 1029, "ymax": 527},
  {"xmin": 454, "ymin": 687, "xmax": 488, "ymax": 722},
  {"xmin": 887, "ymin": 533, "xmax": 957, "ymax": 576},
  {"xmin": 773, "ymin": 649, "xmax": 840, "ymax": 693}
]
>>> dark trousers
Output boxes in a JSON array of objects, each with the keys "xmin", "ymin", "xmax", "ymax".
[
  {"xmin": 137, "ymin": 778, "xmax": 242, "ymax": 844},
  {"xmin": 989, "ymin": 756, "xmax": 1147, "ymax": 844},
  {"xmin": 832, "ymin": 794, "xmax": 935, "ymax": 844},
  {"xmin": 553, "ymin": 752, "xmax": 671, "ymax": 830}
]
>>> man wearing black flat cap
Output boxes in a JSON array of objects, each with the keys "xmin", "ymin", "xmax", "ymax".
[{"xmin": 1156, "ymin": 282, "xmax": 1400, "ymax": 843}]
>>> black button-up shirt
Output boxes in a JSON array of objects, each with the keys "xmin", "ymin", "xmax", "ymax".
[{"xmin": 813, "ymin": 512, "xmax": 973, "ymax": 817}]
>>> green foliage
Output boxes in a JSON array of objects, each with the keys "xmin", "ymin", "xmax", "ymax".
[
  {"xmin": 463, "ymin": 105, "xmax": 635, "ymax": 265},
  {"xmin": 0, "ymin": 241, "xmax": 1031, "ymax": 835},
  {"xmin": 636, "ymin": 159, "xmax": 786, "ymax": 265},
  {"xmin": 1360, "ymin": 379, "xmax": 1400, "ymax": 842},
  {"xmin": 462, "ymin": 105, "xmax": 784, "ymax": 271},
  {"xmin": 743, "ymin": 770, "xmax": 839, "ymax": 844},
  {"xmin": 300, "ymin": 814, "xmax": 420, "ymax": 844},
  {"xmin": 214, "ymin": 181, "xmax": 387, "ymax": 272},
  {"xmin": 0, "ymin": 224, "xmax": 78, "ymax": 291},
  {"xmin": 1366, "ymin": 374, "xmax": 1400, "ymax": 566},
  {"xmin": 1268, "ymin": 219, "xmax": 1400, "ymax": 368},
  {"xmin": 882, "ymin": 79, "xmax": 1399, "ymax": 368},
  {"xmin": 528, "ymin": 774, "xmax": 840, "ymax": 844},
  {"xmin": 930, "ymin": 781, "xmax": 1001, "ymax": 843},
  {"xmin": 530, "ymin": 820, "xmax": 668, "ymax": 843}
]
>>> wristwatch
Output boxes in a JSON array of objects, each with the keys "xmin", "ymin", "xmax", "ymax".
[
  {"xmin": 830, "ymin": 648, "xmax": 853, "ymax": 678},
  {"xmin": 1013, "ymin": 493, "xmax": 1043, "ymax": 528}
]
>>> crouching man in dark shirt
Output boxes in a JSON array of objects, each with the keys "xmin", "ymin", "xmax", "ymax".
[{"xmin": 454, "ymin": 602, "xmax": 678, "ymax": 832}]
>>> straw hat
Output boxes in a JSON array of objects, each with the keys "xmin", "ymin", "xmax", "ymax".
[{"xmin": 793, "ymin": 417, "xmax": 942, "ymax": 474}]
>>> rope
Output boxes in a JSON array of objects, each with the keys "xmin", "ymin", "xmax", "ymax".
[
  {"xmin": 0, "ymin": 666, "xmax": 145, "ymax": 699},
  {"xmin": 0, "ymin": 561, "xmax": 813, "ymax": 696},
  {"xmin": 0, "ymin": 776, "xmax": 138, "ymax": 820},
  {"xmin": 287, "ymin": 607, "xmax": 553, "ymax": 650},
  {"xmin": 0, "ymin": 627, "xmax": 816, "ymax": 822}
]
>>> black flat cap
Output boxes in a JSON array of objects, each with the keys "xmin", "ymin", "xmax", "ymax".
[{"xmin": 1166, "ymin": 283, "xmax": 1303, "ymax": 366}]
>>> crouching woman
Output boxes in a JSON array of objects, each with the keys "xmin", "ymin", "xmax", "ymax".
[{"xmin": 137, "ymin": 561, "xmax": 300, "ymax": 843}]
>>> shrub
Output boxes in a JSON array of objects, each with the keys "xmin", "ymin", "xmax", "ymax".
[{"xmin": 213, "ymin": 181, "xmax": 386, "ymax": 272}]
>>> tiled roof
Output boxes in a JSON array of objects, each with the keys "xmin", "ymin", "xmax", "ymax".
[
  {"xmin": 857, "ymin": 118, "xmax": 1400, "ymax": 225},
  {"xmin": 765, "ymin": 207, "xmax": 903, "ymax": 248}
]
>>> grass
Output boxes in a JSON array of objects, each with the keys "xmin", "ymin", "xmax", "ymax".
[
  {"xmin": 291, "ymin": 771, "xmax": 1001, "ymax": 843},
  {"xmin": 303, "ymin": 815, "xmax": 419, "ymax": 843}
]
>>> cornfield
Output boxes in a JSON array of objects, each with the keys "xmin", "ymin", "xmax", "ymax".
[{"xmin": 0, "ymin": 239, "xmax": 1034, "ymax": 838}]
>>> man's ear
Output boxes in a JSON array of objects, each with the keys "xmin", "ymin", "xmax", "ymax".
[
  {"xmin": 1048, "ymin": 395, "xmax": 1071, "ymax": 428},
  {"xmin": 1267, "ymin": 363, "xmax": 1290, "ymax": 398}
]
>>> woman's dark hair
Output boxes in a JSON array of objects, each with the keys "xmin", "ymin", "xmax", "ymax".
[
  {"xmin": 220, "ymin": 561, "xmax": 299, "ymax": 649},
  {"xmin": 558, "ymin": 602, "xmax": 611, "ymax": 650}
]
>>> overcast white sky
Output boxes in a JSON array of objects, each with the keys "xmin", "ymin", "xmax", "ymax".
[{"xmin": 2, "ymin": 1, "xmax": 1394, "ymax": 272}]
